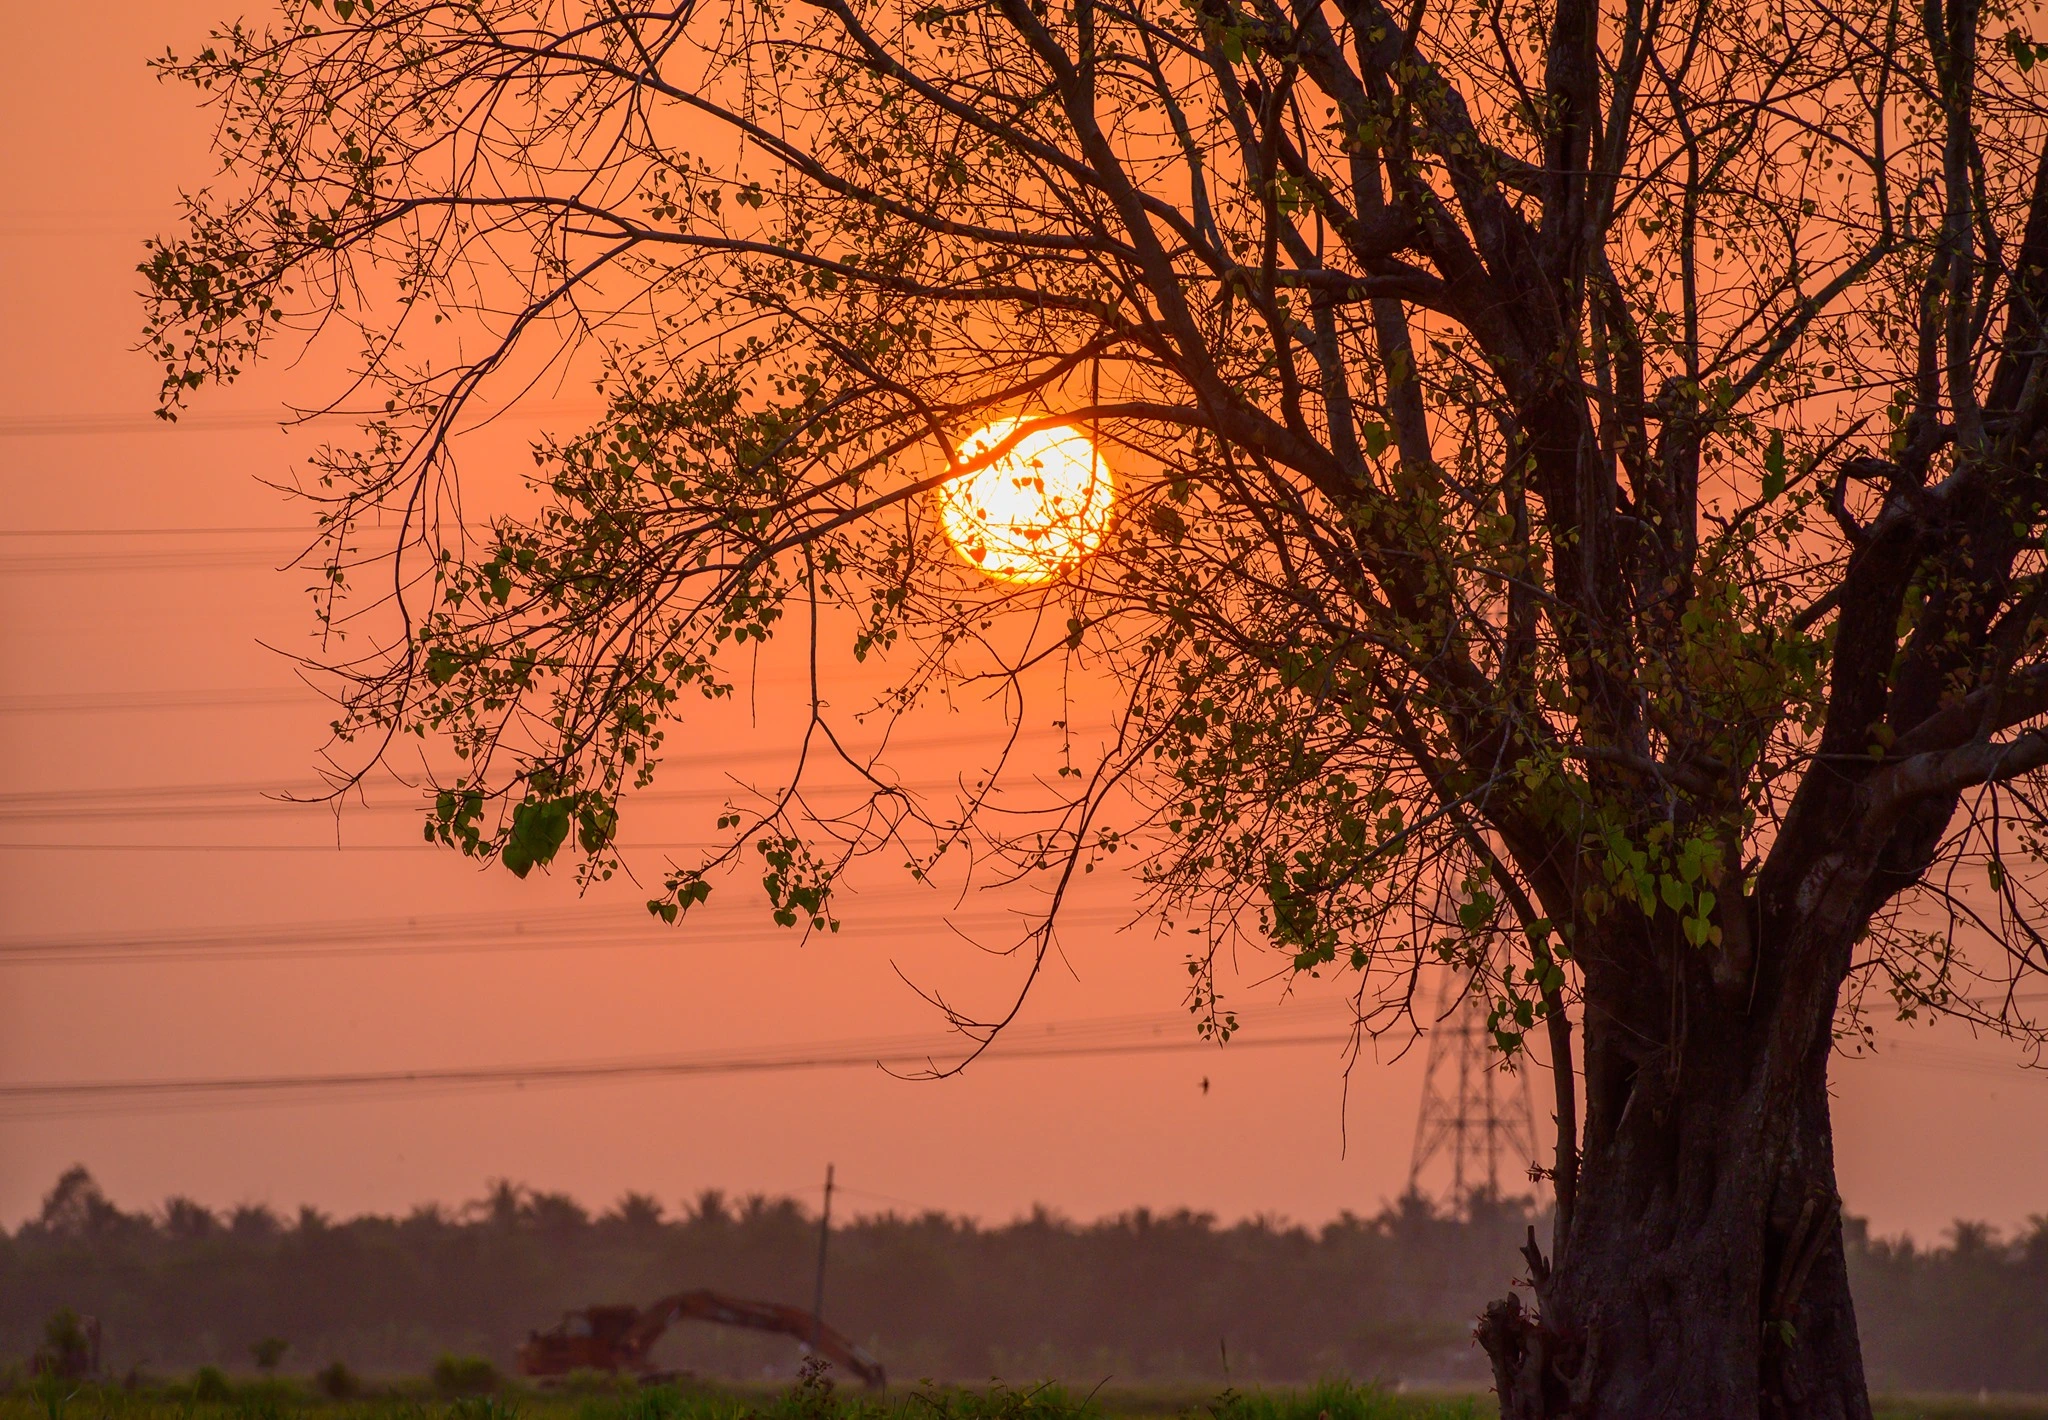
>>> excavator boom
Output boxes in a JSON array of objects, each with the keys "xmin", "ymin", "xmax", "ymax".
[{"xmin": 516, "ymin": 1289, "xmax": 884, "ymax": 1389}]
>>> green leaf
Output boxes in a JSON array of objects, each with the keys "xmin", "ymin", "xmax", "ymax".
[
  {"xmin": 576, "ymin": 796, "xmax": 617, "ymax": 852},
  {"xmin": 1761, "ymin": 429, "xmax": 1787, "ymax": 501},
  {"xmin": 501, "ymin": 837, "xmax": 534, "ymax": 878},
  {"xmin": 425, "ymin": 647, "xmax": 462, "ymax": 687},
  {"xmin": 1458, "ymin": 890, "xmax": 1496, "ymax": 929},
  {"xmin": 503, "ymin": 797, "xmax": 573, "ymax": 879}
]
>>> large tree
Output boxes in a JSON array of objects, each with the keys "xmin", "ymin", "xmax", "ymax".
[{"xmin": 144, "ymin": 0, "xmax": 2048, "ymax": 1411}]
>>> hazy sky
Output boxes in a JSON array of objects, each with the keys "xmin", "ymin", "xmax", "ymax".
[{"xmin": 1, "ymin": 2, "xmax": 2041, "ymax": 1245}]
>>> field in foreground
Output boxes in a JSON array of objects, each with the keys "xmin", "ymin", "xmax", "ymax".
[{"xmin": 3, "ymin": 1376, "xmax": 2046, "ymax": 1420}]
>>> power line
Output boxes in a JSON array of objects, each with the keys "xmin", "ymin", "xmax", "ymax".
[
  {"xmin": 0, "ymin": 689, "xmax": 322, "ymax": 715},
  {"xmin": 0, "ymin": 983, "xmax": 2032, "ymax": 1128},
  {"xmin": 0, "ymin": 523, "xmax": 578, "ymax": 573},
  {"xmin": 1858, "ymin": 1040, "xmax": 2048, "ymax": 1078},
  {"xmin": 0, "ymin": 779, "xmax": 963, "ymax": 823},
  {"xmin": 0, "ymin": 661, "xmax": 843, "ymax": 714},
  {"xmin": 0, "ymin": 727, "xmax": 1085, "ymax": 825},
  {"xmin": 0, "ymin": 901, "xmax": 645, "ymax": 953},
  {"xmin": 0, "ymin": 1002, "xmax": 1358, "ymax": 1121},
  {"xmin": 0, "ymin": 526, "xmax": 322, "ymax": 538},
  {"xmin": 0, "ymin": 216, "xmax": 155, "ymax": 237},
  {"xmin": 0, "ymin": 540, "xmax": 451, "ymax": 574},
  {"xmin": 0, "ymin": 523, "xmax": 533, "ymax": 575},
  {"xmin": 0, "ymin": 402, "xmax": 611, "ymax": 440},
  {"xmin": 0, "ymin": 1020, "xmax": 2031, "ymax": 1124},
  {"xmin": 0, "ymin": 549, "xmax": 309, "ymax": 575},
  {"xmin": 0, "ymin": 841, "xmax": 701, "ymax": 854},
  {"xmin": 824, "ymin": 1182, "xmax": 957, "ymax": 1216},
  {"xmin": 0, "ymin": 411, "xmax": 309, "ymax": 437},
  {"xmin": 0, "ymin": 543, "xmax": 420, "ymax": 575},
  {"xmin": 0, "ymin": 779, "xmax": 1041, "ymax": 825},
  {"xmin": 0, "ymin": 900, "xmax": 1145, "ymax": 968}
]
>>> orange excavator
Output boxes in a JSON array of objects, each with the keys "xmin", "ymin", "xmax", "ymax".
[{"xmin": 515, "ymin": 1290, "xmax": 886, "ymax": 1389}]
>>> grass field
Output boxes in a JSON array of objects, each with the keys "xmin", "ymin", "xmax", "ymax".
[
  {"xmin": 4, "ymin": 1373, "xmax": 2045, "ymax": 1420},
  {"xmin": 0, "ymin": 1376, "xmax": 1487, "ymax": 1420}
]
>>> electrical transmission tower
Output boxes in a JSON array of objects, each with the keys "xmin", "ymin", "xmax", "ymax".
[{"xmin": 1406, "ymin": 960, "xmax": 1543, "ymax": 1207}]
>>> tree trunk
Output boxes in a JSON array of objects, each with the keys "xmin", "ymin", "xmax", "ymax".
[{"xmin": 1475, "ymin": 929, "xmax": 1873, "ymax": 1419}]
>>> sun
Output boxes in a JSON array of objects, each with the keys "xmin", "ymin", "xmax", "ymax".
[{"xmin": 937, "ymin": 418, "xmax": 1114, "ymax": 584}]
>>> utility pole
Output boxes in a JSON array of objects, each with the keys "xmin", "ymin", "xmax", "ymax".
[
  {"xmin": 809, "ymin": 1163, "xmax": 834, "ymax": 1351},
  {"xmin": 1407, "ymin": 961, "xmax": 1542, "ymax": 1208}
]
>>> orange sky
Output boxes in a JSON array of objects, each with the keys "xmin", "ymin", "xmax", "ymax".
[{"xmin": 0, "ymin": 1, "xmax": 2041, "ymax": 1245}]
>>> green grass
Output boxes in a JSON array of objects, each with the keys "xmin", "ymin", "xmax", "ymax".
[
  {"xmin": 1874, "ymin": 1399, "xmax": 2048, "ymax": 1420},
  {"xmin": 0, "ymin": 1374, "xmax": 1481, "ymax": 1420},
  {"xmin": 5, "ymin": 1373, "xmax": 2046, "ymax": 1420},
  {"xmin": 1203, "ymin": 1379, "xmax": 1486, "ymax": 1420}
]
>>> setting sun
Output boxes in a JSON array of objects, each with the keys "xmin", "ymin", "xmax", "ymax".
[{"xmin": 937, "ymin": 418, "xmax": 1114, "ymax": 583}]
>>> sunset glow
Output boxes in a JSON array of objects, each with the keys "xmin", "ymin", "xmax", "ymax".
[{"xmin": 937, "ymin": 418, "xmax": 1113, "ymax": 583}]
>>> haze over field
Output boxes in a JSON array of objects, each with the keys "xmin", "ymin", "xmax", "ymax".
[
  {"xmin": 9, "ymin": 1167, "xmax": 2047, "ymax": 1395},
  {"xmin": 3, "ymin": 0, "xmax": 2046, "ymax": 1254}
]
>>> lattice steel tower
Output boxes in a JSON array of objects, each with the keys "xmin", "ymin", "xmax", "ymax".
[{"xmin": 1406, "ymin": 962, "xmax": 1543, "ymax": 1205}]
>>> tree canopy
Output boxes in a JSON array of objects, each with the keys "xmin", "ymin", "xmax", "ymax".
[
  {"xmin": 143, "ymin": 0, "xmax": 2048, "ymax": 1410},
  {"xmin": 16, "ymin": 1167, "xmax": 2048, "ymax": 1393}
]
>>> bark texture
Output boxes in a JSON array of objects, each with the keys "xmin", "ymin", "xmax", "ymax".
[{"xmin": 1478, "ymin": 919, "xmax": 1873, "ymax": 1419}]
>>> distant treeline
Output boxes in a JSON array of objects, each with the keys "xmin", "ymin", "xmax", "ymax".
[{"xmin": 1, "ymin": 1168, "xmax": 2041, "ymax": 1392}]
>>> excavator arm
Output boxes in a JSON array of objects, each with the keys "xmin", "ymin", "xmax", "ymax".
[{"xmin": 620, "ymin": 1290, "xmax": 886, "ymax": 1389}]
